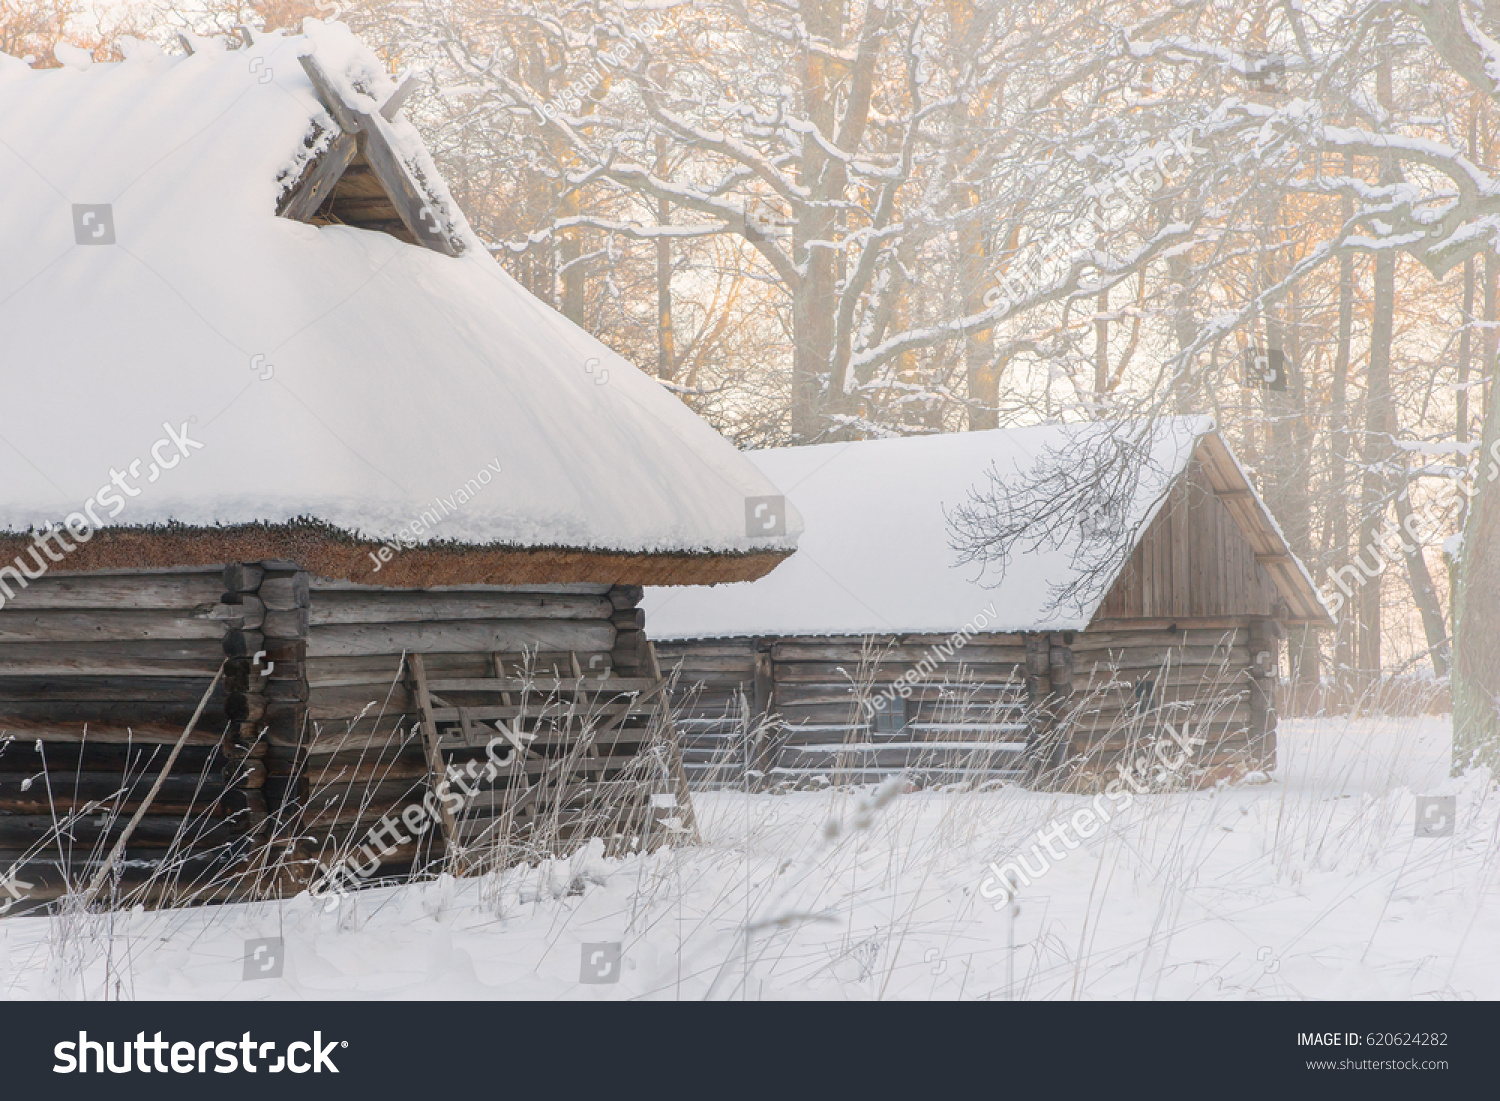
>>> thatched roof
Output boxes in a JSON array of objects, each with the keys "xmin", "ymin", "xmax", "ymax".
[{"xmin": 0, "ymin": 22, "xmax": 800, "ymax": 586}]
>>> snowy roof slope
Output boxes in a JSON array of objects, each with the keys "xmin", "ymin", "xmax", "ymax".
[
  {"xmin": 644, "ymin": 419, "xmax": 1310, "ymax": 639},
  {"xmin": 0, "ymin": 23, "xmax": 799, "ymax": 566}
]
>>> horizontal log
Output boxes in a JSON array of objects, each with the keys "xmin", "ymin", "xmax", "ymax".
[
  {"xmin": 300, "ymin": 758, "xmax": 431, "ymax": 787},
  {"xmin": 307, "ymin": 619, "xmax": 615, "ymax": 658},
  {"xmin": 764, "ymin": 765, "xmax": 1026, "ymax": 787},
  {"xmin": 0, "ymin": 572, "xmax": 225, "ymax": 609},
  {"xmin": 0, "ymin": 814, "xmax": 249, "ymax": 850},
  {"xmin": 1086, "ymin": 617, "xmax": 1256, "ymax": 633},
  {"xmin": 0, "ymin": 721, "xmax": 224, "ymax": 746},
  {"xmin": 0, "ymin": 639, "xmax": 224, "ymax": 677},
  {"xmin": 0, "ymin": 770, "xmax": 227, "ymax": 803},
  {"xmin": 653, "ymin": 642, "xmax": 759, "ymax": 660},
  {"xmin": 658, "ymin": 660, "xmax": 758, "ymax": 680},
  {"xmin": 770, "ymin": 642, "xmax": 1027, "ymax": 665},
  {"xmin": 0, "ymin": 700, "xmax": 229, "ymax": 727},
  {"xmin": 308, "ymin": 579, "xmax": 612, "ymax": 595},
  {"xmin": 0, "ymin": 675, "xmax": 218, "ymax": 703},
  {"xmin": 1072, "ymin": 668, "xmax": 1255, "ymax": 693},
  {"xmin": 426, "ymin": 675, "xmax": 658, "ymax": 694},
  {"xmin": 306, "ymin": 651, "xmax": 613, "ymax": 688},
  {"xmin": 1072, "ymin": 630, "xmax": 1249, "ymax": 650},
  {"xmin": 0, "ymin": 739, "xmax": 225, "ymax": 772},
  {"xmin": 308, "ymin": 591, "xmax": 613, "ymax": 626},
  {"xmin": 1071, "ymin": 647, "xmax": 1250, "ymax": 672},
  {"xmin": 773, "ymin": 684, "xmax": 1021, "ymax": 710},
  {"xmin": 0, "ymin": 609, "xmax": 222, "ymax": 643},
  {"xmin": 777, "ymin": 745, "xmax": 1026, "ymax": 770},
  {"xmin": 1066, "ymin": 706, "xmax": 1253, "ymax": 732},
  {"xmin": 774, "ymin": 669, "xmax": 1020, "ymax": 687}
]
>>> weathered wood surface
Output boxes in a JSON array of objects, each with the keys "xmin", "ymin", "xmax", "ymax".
[
  {"xmin": 0, "ymin": 572, "xmax": 224, "ymax": 609},
  {"xmin": 306, "ymin": 619, "xmax": 615, "ymax": 658},
  {"xmin": 0, "ymin": 610, "xmax": 222, "ymax": 642},
  {"xmin": 308, "ymin": 591, "xmax": 613, "ymax": 626}
]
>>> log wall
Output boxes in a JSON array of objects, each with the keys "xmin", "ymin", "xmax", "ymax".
[
  {"xmin": 0, "ymin": 568, "xmax": 256, "ymax": 906},
  {"xmin": 0, "ymin": 565, "xmax": 682, "ymax": 910},
  {"xmin": 657, "ymin": 619, "xmax": 1281, "ymax": 790},
  {"xmin": 284, "ymin": 579, "xmax": 671, "ymax": 886},
  {"xmin": 1058, "ymin": 618, "xmax": 1279, "ymax": 786},
  {"xmin": 656, "ymin": 634, "xmax": 1033, "ymax": 788}
]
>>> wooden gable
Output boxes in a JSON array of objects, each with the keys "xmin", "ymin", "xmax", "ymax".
[
  {"xmin": 276, "ymin": 57, "xmax": 463, "ymax": 256},
  {"xmin": 1094, "ymin": 436, "xmax": 1331, "ymax": 626}
]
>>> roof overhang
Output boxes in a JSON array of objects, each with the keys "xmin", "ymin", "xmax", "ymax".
[{"xmin": 0, "ymin": 523, "xmax": 793, "ymax": 588}]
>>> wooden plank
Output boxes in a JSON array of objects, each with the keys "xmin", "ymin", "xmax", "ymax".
[
  {"xmin": 306, "ymin": 619, "xmax": 614, "ymax": 658},
  {"xmin": 0, "ymin": 610, "xmax": 221, "ymax": 642},
  {"xmin": 0, "ymin": 572, "xmax": 225, "ymax": 610},
  {"xmin": 309, "ymin": 579, "xmax": 612, "ymax": 595},
  {"xmin": 425, "ymin": 676, "xmax": 657, "ymax": 693},
  {"xmin": 769, "ymin": 641, "xmax": 1026, "ymax": 664},
  {"xmin": 306, "ymin": 651, "xmax": 611, "ymax": 687},
  {"xmin": 278, "ymin": 131, "xmax": 358, "ymax": 222},
  {"xmin": 0, "ymin": 675, "xmax": 218, "ymax": 702},
  {"xmin": 356, "ymin": 116, "xmax": 462, "ymax": 256},
  {"xmin": 380, "ymin": 71, "xmax": 420, "ymax": 120},
  {"xmin": 407, "ymin": 653, "xmax": 455, "ymax": 849},
  {"xmin": 1171, "ymin": 481, "xmax": 1191, "ymax": 617},
  {"xmin": 308, "ymin": 591, "xmax": 613, "ymax": 626},
  {"xmin": 297, "ymin": 54, "xmax": 361, "ymax": 134}
]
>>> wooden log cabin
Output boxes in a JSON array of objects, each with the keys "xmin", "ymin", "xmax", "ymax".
[
  {"xmin": 0, "ymin": 24, "xmax": 799, "ymax": 908},
  {"xmin": 644, "ymin": 421, "xmax": 1331, "ymax": 790}
]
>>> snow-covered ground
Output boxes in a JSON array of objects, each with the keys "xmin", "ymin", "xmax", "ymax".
[{"xmin": 1, "ymin": 712, "xmax": 1491, "ymax": 1000}]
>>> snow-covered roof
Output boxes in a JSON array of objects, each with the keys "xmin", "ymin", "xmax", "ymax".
[
  {"xmin": 644, "ymin": 419, "xmax": 1330, "ymax": 639},
  {"xmin": 0, "ymin": 23, "xmax": 799, "ymax": 584}
]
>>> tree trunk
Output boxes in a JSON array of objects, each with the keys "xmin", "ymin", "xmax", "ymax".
[
  {"xmin": 1453, "ymin": 389, "xmax": 1500, "ymax": 770},
  {"xmin": 1356, "ymin": 57, "xmax": 1396, "ymax": 691},
  {"xmin": 1394, "ymin": 476, "xmax": 1451, "ymax": 676},
  {"xmin": 1356, "ymin": 247, "xmax": 1394, "ymax": 689},
  {"xmin": 655, "ymin": 135, "xmax": 677, "ymax": 383},
  {"xmin": 1324, "ymin": 155, "xmax": 1356, "ymax": 707},
  {"xmin": 557, "ymin": 189, "xmax": 586, "ymax": 325}
]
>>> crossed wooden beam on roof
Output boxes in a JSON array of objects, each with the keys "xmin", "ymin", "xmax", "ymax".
[{"xmin": 281, "ymin": 52, "xmax": 463, "ymax": 257}]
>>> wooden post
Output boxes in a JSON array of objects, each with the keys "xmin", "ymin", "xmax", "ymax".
[
  {"xmin": 1247, "ymin": 617, "xmax": 1281, "ymax": 768},
  {"xmin": 407, "ymin": 652, "xmax": 457, "ymax": 853},
  {"xmin": 750, "ymin": 639, "xmax": 776, "ymax": 788},
  {"xmin": 1023, "ymin": 634, "xmax": 1052, "ymax": 782},
  {"xmin": 1046, "ymin": 632, "xmax": 1076, "ymax": 781},
  {"xmin": 646, "ymin": 640, "xmax": 700, "ymax": 844}
]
